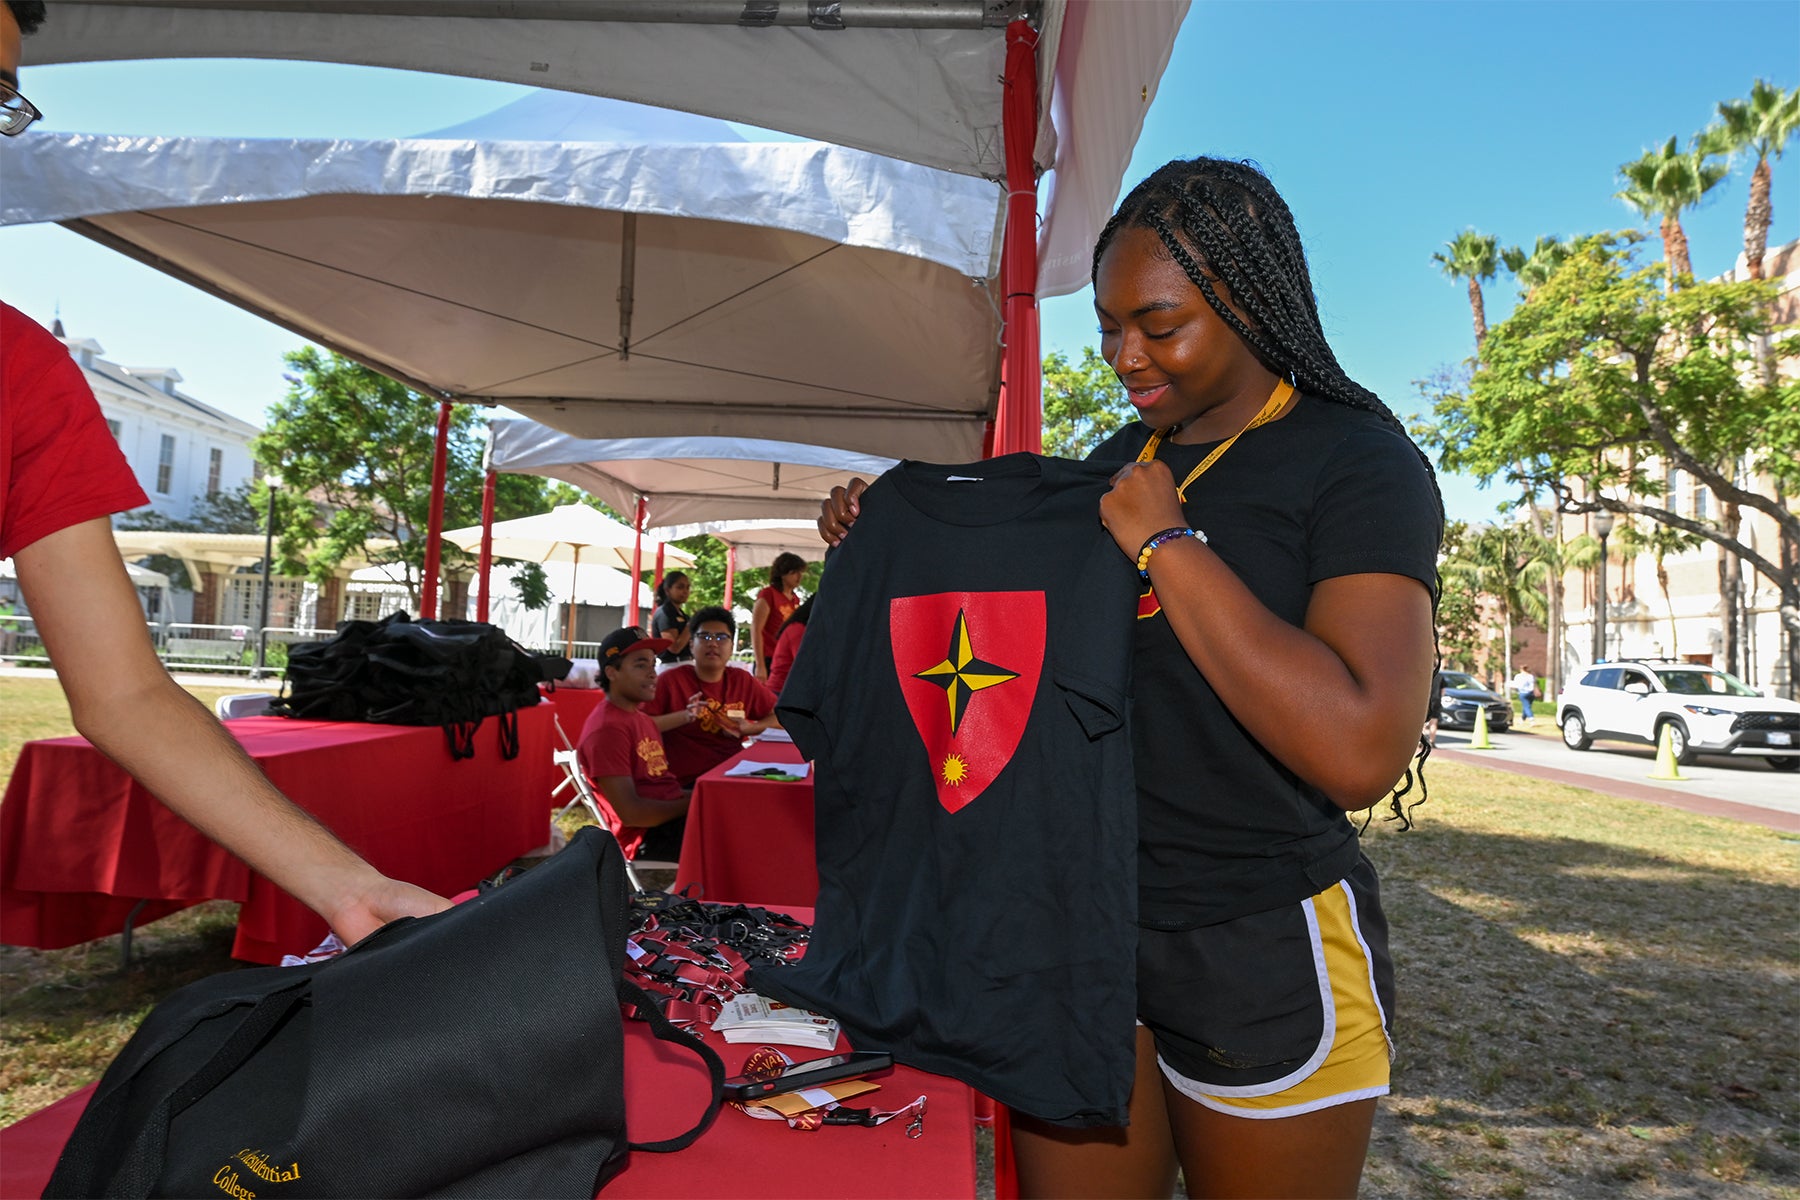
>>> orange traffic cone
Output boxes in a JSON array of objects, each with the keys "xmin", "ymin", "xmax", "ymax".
[
  {"xmin": 1468, "ymin": 704, "xmax": 1495, "ymax": 750},
  {"xmin": 1649, "ymin": 724, "xmax": 1685, "ymax": 781}
]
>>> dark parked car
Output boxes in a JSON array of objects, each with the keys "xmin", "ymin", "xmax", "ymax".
[{"xmin": 1435, "ymin": 670, "xmax": 1512, "ymax": 732}]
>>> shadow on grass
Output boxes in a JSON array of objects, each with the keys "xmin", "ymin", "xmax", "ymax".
[{"xmin": 1363, "ymin": 819, "xmax": 1799, "ymax": 1198}]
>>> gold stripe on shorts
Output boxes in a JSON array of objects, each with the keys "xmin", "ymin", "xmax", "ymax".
[{"xmin": 1161, "ymin": 879, "xmax": 1392, "ymax": 1119}]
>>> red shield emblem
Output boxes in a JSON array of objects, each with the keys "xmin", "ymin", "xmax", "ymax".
[{"xmin": 890, "ymin": 591, "xmax": 1045, "ymax": 813}]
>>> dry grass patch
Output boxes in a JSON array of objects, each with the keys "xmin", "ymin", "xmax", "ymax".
[{"xmin": 1361, "ymin": 759, "xmax": 1799, "ymax": 1198}]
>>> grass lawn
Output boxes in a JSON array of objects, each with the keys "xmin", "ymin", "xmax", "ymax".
[{"xmin": 1, "ymin": 676, "xmax": 1795, "ymax": 1196}]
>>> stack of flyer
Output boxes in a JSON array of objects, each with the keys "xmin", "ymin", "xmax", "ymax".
[{"xmin": 713, "ymin": 993, "xmax": 840, "ymax": 1049}]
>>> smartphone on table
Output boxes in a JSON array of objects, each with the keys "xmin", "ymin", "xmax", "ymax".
[{"xmin": 721, "ymin": 1050, "xmax": 893, "ymax": 1102}]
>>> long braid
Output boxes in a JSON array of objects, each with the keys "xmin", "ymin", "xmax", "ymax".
[{"xmin": 1095, "ymin": 156, "xmax": 1445, "ymax": 826}]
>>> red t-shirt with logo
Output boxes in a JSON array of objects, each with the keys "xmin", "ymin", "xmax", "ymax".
[
  {"xmin": 646, "ymin": 663, "xmax": 778, "ymax": 785},
  {"xmin": 1, "ymin": 303, "xmax": 148, "ymax": 559},
  {"xmin": 756, "ymin": 586, "xmax": 799, "ymax": 660},
  {"xmin": 577, "ymin": 698, "xmax": 684, "ymax": 804}
]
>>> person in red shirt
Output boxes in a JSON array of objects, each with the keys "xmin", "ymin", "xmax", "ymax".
[
  {"xmin": 749, "ymin": 552, "xmax": 805, "ymax": 679},
  {"xmin": 765, "ymin": 594, "xmax": 813, "ymax": 696},
  {"xmin": 646, "ymin": 606, "xmax": 779, "ymax": 786},
  {"xmin": 576, "ymin": 626, "xmax": 693, "ymax": 860},
  {"xmin": 0, "ymin": 1, "xmax": 447, "ymax": 946}
]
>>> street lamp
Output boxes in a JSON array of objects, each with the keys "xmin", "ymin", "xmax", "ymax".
[
  {"xmin": 252, "ymin": 472, "xmax": 281, "ymax": 680},
  {"xmin": 1592, "ymin": 509, "xmax": 1614, "ymax": 664}
]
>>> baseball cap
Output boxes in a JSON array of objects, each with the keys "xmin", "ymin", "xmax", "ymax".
[{"xmin": 599, "ymin": 626, "xmax": 671, "ymax": 663}]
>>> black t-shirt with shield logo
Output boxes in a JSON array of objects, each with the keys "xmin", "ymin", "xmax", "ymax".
[{"xmin": 757, "ymin": 453, "xmax": 1142, "ymax": 1127}]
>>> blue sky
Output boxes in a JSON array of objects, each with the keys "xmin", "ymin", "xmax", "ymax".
[{"xmin": 2, "ymin": 0, "xmax": 1795, "ymax": 524}]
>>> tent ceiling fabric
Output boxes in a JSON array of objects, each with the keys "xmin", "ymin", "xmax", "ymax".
[
  {"xmin": 487, "ymin": 421, "xmax": 898, "ymax": 526},
  {"xmin": 646, "ymin": 519, "xmax": 831, "ymax": 571},
  {"xmin": 27, "ymin": 0, "xmax": 1189, "ymax": 299},
  {"xmin": 4, "ymin": 130, "xmax": 1003, "ymax": 461}
]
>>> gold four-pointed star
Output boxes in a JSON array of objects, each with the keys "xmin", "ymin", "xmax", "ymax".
[{"xmin": 913, "ymin": 609, "xmax": 1018, "ymax": 735}]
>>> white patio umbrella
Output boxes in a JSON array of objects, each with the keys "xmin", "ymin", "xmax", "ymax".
[{"xmin": 441, "ymin": 505, "xmax": 695, "ymax": 655}]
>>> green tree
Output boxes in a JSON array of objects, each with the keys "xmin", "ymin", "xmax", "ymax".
[
  {"xmin": 1615, "ymin": 135, "xmax": 1728, "ymax": 284},
  {"xmin": 1441, "ymin": 521, "xmax": 1552, "ymax": 684},
  {"xmin": 1041, "ymin": 347, "xmax": 1133, "ymax": 458},
  {"xmin": 1418, "ymin": 234, "xmax": 1800, "ymax": 694},
  {"xmin": 254, "ymin": 348, "xmax": 548, "ymax": 604},
  {"xmin": 1433, "ymin": 520, "xmax": 1484, "ymax": 671},
  {"xmin": 1500, "ymin": 235, "xmax": 1573, "ymax": 298},
  {"xmin": 1709, "ymin": 79, "xmax": 1800, "ymax": 281},
  {"xmin": 1432, "ymin": 229, "xmax": 1501, "ymax": 350}
]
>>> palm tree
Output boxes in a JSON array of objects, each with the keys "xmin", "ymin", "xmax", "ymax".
[
  {"xmin": 1615, "ymin": 520, "xmax": 1705, "ymax": 658},
  {"xmin": 1616, "ymin": 136, "xmax": 1728, "ymax": 285},
  {"xmin": 1432, "ymin": 230, "xmax": 1500, "ymax": 350},
  {"xmin": 1442, "ymin": 522, "xmax": 1553, "ymax": 685},
  {"xmin": 1709, "ymin": 80, "xmax": 1800, "ymax": 281},
  {"xmin": 1501, "ymin": 235, "xmax": 1573, "ymax": 297}
]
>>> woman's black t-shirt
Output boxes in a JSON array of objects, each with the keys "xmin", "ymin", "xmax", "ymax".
[
  {"xmin": 1089, "ymin": 397, "xmax": 1441, "ymax": 930},
  {"xmin": 649, "ymin": 601, "xmax": 690, "ymax": 663}
]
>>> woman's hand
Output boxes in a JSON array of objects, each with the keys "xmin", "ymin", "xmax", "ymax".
[
  {"xmin": 1099, "ymin": 460, "xmax": 1189, "ymax": 560},
  {"xmin": 818, "ymin": 478, "xmax": 869, "ymax": 546}
]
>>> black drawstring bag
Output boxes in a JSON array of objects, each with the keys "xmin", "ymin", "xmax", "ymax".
[
  {"xmin": 44, "ymin": 828, "xmax": 724, "ymax": 1198},
  {"xmin": 271, "ymin": 612, "xmax": 559, "ymax": 761}
]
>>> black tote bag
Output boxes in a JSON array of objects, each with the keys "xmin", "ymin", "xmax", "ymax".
[{"xmin": 45, "ymin": 828, "xmax": 724, "ymax": 1198}]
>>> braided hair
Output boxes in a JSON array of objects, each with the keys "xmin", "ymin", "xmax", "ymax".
[{"xmin": 1094, "ymin": 156, "xmax": 1443, "ymax": 825}]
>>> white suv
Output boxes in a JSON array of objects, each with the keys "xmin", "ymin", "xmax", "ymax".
[{"xmin": 1557, "ymin": 660, "xmax": 1800, "ymax": 771}]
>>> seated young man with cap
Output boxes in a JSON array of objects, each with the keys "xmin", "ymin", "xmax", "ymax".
[
  {"xmin": 576, "ymin": 626, "xmax": 694, "ymax": 861},
  {"xmin": 644, "ymin": 606, "xmax": 780, "ymax": 787}
]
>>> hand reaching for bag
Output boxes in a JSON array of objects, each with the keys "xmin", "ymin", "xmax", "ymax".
[{"xmin": 327, "ymin": 875, "xmax": 454, "ymax": 947}]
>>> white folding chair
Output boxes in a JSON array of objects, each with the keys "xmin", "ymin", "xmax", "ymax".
[
  {"xmin": 214, "ymin": 692, "xmax": 277, "ymax": 720},
  {"xmin": 550, "ymin": 716, "xmax": 678, "ymax": 892}
]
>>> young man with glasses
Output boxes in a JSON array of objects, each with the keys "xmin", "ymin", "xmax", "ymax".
[
  {"xmin": 645, "ymin": 606, "xmax": 780, "ymax": 786},
  {"xmin": 0, "ymin": 0, "xmax": 451, "ymax": 948}
]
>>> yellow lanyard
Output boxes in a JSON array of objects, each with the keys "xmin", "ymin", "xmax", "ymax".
[{"xmin": 1135, "ymin": 379, "xmax": 1295, "ymax": 500}]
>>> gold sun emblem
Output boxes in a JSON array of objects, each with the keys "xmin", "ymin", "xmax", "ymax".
[{"xmin": 941, "ymin": 754, "xmax": 969, "ymax": 786}]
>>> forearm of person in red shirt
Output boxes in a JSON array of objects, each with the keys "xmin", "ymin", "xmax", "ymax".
[
  {"xmin": 14, "ymin": 518, "xmax": 452, "ymax": 944},
  {"xmin": 591, "ymin": 775, "xmax": 690, "ymax": 829}
]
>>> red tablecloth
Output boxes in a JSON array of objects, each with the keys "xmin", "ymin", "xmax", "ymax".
[
  {"xmin": 675, "ymin": 741, "xmax": 817, "ymax": 908},
  {"xmin": 539, "ymin": 684, "xmax": 606, "ymax": 740},
  {"xmin": 0, "ymin": 700, "xmax": 579, "ymax": 964},
  {"xmin": 0, "ymin": 904, "xmax": 979, "ymax": 1200}
]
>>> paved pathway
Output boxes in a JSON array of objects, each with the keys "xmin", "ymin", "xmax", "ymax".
[{"xmin": 1432, "ymin": 723, "xmax": 1800, "ymax": 833}]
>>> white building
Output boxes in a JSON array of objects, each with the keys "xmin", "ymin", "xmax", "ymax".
[{"xmin": 54, "ymin": 321, "xmax": 261, "ymax": 524}]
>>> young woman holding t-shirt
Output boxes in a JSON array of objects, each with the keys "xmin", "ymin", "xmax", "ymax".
[{"xmin": 819, "ymin": 156, "xmax": 1442, "ymax": 1199}]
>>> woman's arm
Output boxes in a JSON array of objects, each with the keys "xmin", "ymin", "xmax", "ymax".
[
  {"xmin": 1101, "ymin": 461, "xmax": 1434, "ymax": 810},
  {"xmin": 15, "ymin": 519, "xmax": 451, "ymax": 942}
]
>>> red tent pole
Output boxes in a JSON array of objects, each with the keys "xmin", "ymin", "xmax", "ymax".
[
  {"xmin": 653, "ymin": 542, "xmax": 666, "ymax": 595},
  {"xmin": 723, "ymin": 541, "xmax": 737, "ymax": 612},
  {"xmin": 995, "ymin": 18, "xmax": 1042, "ymax": 458},
  {"xmin": 475, "ymin": 468, "xmax": 496, "ymax": 623},
  {"xmin": 628, "ymin": 495, "xmax": 646, "ymax": 628},
  {"xmin": 420, "ymin": 399, "xmax": 454, "ymax": 618}
]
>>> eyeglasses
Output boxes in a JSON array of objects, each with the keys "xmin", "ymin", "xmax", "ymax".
[
  {"xmin": 693, "ymin": 632, "xmax": 732, "ymax": 644},
  {"xmin": 1, "ymin": 81, "xmax": 42, "ymax": 137}
]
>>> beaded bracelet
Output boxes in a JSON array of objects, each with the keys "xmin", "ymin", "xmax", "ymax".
[{"xmin": 1136, "ymin": 526, "xmax": 1207, "ymax": 580}]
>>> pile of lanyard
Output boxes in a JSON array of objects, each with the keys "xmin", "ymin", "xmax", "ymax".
[{"xmin": 623, "ymin": 891, "xmax": 810, "ymax": 1028}]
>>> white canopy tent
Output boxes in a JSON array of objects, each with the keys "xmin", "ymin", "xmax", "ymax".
[
  {"xmin": 1, "ymin": 94, "xmax": 1008, "ymax": 462},
  {"xmin": 25, "ymin": 0, "xmax": 1188, "ymax": 298},
  {"xmin": 649, "ymin": 519, "xmax": 831, "ymax": 569},
  {"xmin": 486, "ymin": 420, "xmax": 898, "ymax": 527}
]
